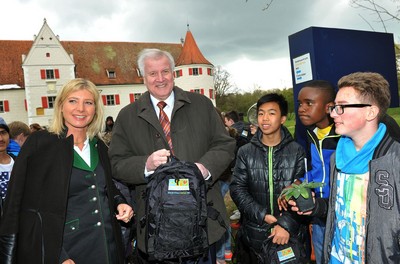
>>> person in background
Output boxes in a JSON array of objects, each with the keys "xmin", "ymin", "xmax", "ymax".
[
  {"xmin": 105, "ymin": 116, "xmax": 114, "ymax": 132},
  {"xmin": 102, "ymin": 116, "xmax": 115, "ymax": 146},
  {"xmin": 0, "ymin": 118, "xmax": 14, "ymax": 215},
  {"xmin": 279, "ymin": 80, "xmax": 340, "ymax": 264},
  {"xmin": 230, "ymin": 93, "xmax": 307, "ymax": 263},
  {"xmin": 224, "ymin": 110, "xmax": 248, "ymax": 138},
  {"xmin": 109, "ymin": 48, "xmax": 236, "ymax": 264},
  {"xmin": 215, "ymin": 109, "xmax": 240, "ymax": 264},
  {"xmin": 0, "ymin": 78, "xmax": 133, "ymax": 264},
  {"xmin": 6, "ymin": 121, "xmax": 31, "ymax": 156},
  {"xmin": 30, "ymin": 123, "xmax": 44, "ymax": 133},
  {"xmin": 290, "ymin": 72, "xmax": 400, "ymax": 263}
]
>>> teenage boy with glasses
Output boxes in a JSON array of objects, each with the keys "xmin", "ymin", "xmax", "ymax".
[{"xmin": 290, "ymin": 72, "xmax": 400, "ymax": 264}]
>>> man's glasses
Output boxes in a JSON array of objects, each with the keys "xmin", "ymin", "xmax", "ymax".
[{"xmin": 328, "ymin": 104, "xmax": 371, "ymax": 115}]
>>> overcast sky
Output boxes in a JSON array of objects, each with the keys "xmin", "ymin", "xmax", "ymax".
[{"xmin": 1, "ymin": 0, "xmax": 398, "ymax": 91}]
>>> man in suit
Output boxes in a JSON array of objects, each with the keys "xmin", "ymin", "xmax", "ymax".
[{"xmin": 109, "ymin": 48, "xmax": 236, "ymax": 264}]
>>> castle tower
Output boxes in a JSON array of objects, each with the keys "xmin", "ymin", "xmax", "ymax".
[{"xmin": 174, "ymin": 26, "xmax": 215, "ymax": 105}]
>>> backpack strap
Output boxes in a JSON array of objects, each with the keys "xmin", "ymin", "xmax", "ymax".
[{"xmin": 207, "ymin": 205, "xmax": 226, "ymax": 229}]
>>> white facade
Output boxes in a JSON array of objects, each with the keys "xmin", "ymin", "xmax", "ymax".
[{"xmin": 1, "ymin": 20, "xmax": 215, "ymax": 127}]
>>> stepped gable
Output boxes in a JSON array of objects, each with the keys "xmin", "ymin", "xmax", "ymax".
[{"xmin": 175, "ymin": 29, "xmax": 212, "ymax": 66}]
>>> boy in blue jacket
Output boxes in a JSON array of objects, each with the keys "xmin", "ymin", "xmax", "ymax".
[{"xmin": 280, "ymin": 80, "xmax": 340, "ymax": 264}]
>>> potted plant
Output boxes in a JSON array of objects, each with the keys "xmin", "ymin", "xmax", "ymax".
[{"xmin": 279, "ymin": 181, "xmax": 325, "ymax": 212}]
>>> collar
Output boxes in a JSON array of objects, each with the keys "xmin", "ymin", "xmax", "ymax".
[{"xmin": 73, "ymin": 137, "xmax": 99, "ymax": 171}]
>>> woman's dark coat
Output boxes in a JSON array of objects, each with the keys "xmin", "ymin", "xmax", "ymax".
[{"xmin": 0, "ymin": 131, "xmax": 126, "ymax": 263}]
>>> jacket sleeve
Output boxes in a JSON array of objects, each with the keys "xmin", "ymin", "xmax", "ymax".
[
  {"xmin": 276, "ymin": 211, "xmax": 303, "ymax": 235},
  {"xmin": 310, "ymin": 198, "xmax": 329, "ymax": 218},
  {"xmin": 98, "ymin": 140, "xmax": 128, "ymax": 212},
  {"xmin": 0, "ymin": 234, "xmax": 17, "ymax": 264},
  {"xmin": 196, "ymin": 103, "xmax": 236, "ymax": 184},
  {"xmin": 0, "ymin": 134, "xmax": 39, "ymax": 263},
  {"xmin": 230, "ymin": 147, "xmax": 268, "ymax": 226},
  {"xmin": 108, "ymin": 107, "xmax": 150, "ymax": 186}
]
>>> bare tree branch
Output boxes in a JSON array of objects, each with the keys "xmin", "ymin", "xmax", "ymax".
[
  {"xmin": 350, "ymin": 0, "xmax": 400, "ymax": 31},
  {"xmin": 262, "ymin": 0, "xmax": 274, "ymax": 11},
  {"xmin": 358, "ymin": 13, "xmax": 376, "ymax": 31},
  {"xmin": 246, "ymin": 0, "xmax": 275, "ymax": 11},
  {"xmin": 213, "ymin": 66, "xmax": 237, "ymax": 99}
]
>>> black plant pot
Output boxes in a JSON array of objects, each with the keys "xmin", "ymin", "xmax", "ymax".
[{"xmin": 295, "ymin": 188, "xmax": 315, "ymax": 212}]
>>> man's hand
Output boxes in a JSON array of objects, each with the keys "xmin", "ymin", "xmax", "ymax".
[
  {"xmin": 288, "ymin": 199, "xmax": 313, "ymax": 215},
  {"xmin": 145, "ymin": 149, "xmax": 171, "ymax": 171},
  {"xmin": 269, "ymin": 224, "xmax": 290, "ymax": 245},
  {"xmin": 277, "ymin": 193, "xmax": 289, "ymax": 211},
  {"xmin": 195, "ymin": 163, "xmax": 209, "ymax": 179},
  {"xmin": 278, "ymin": 180, "xmax": 302, "ymax": 211},
  {"xmin": 264, "ymin": 214, "xmax": 277, "ymax": 225}
]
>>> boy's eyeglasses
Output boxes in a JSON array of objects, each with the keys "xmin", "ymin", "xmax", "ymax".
[{"xmin": 329, "ymin": 104, "xmax": 371, "ymax": 115}]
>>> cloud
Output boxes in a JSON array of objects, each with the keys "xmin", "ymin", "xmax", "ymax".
[{"xmin": 1, "ymin": 0, "xmax": 398, "ymax": 91}]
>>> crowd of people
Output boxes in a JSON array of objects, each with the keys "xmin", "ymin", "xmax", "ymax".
[{"xmin": 0, "ymin": 48, "xmax": 399, "ymax": 264}]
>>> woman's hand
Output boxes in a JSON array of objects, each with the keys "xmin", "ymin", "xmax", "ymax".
[{"xmin": 116, "ymin": 204, "xmax": 134, "ymax": 223}]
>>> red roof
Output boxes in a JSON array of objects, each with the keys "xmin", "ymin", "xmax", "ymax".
[
  {"xmin": 0, "ymin": 40, "xmax": 182, "ymax": 88},
  {"xmin": 175, "ymin": 30, "xmax": 212, "ymax": 66}
]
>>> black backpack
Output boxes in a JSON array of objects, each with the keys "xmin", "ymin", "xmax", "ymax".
[
  {"xmin": 258, "ymin": 234, "xmax": 307, "ymax": 264},
  {"xmin": 142, "ymin": 156, "xmax": 209, "ymax": 262}
]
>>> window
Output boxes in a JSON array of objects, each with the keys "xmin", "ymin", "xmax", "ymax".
[
  {"xmin": 175, "ymin": 69, "xmax": 183, "ymax": 78},
  {"xmin": 107, "ymin": 69, "xmax": 116, "ymax": 79},
  {"xmin": 129, "ymin": 93, "xmax": 142, "ymax": 103},
  {"xmin": 41, "ymin": 96, "xmax": 56, "ymax": 109},
  {"xmin": 207, "ymin": 68, "xmax": 213, "ymax": 76},
  {"xmin": 48, "ymin": 96, "xmax": 56, "ymax": 108},
  {"xmin": 102, "ymin": 94, "xmax": 120, "ymax": 106},
  {"xmin": 209, "ymin": 89, "xmax": 215, "ymax": 99},
  {"xmin": 0, "ymin": 100, "xmax": 9, "ymax": 112},
  {"xmin": 46, "ymin": 53, "xmax": 50, "ymax": 57},
  {"xmin": 191, "ymin": 89, "xmax": 204, "ymax": 95},
  {"xmin": 40, "ymin": 69, "xmax": 60, "ymax": 80},
  {"xmin": 46, "ymin": 70, "xmax": 54, "ymax": 79},
  {"xmin": 188, "ymin": 67, "xmax": 203, "ymax": 76}
]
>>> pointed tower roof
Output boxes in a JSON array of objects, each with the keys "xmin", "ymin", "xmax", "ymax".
[{"xmin": 175, "ymin": 26, "xmax": 212, "ymax": 66}]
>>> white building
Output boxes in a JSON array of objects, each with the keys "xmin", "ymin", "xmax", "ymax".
[{"xmin": 0, "ymin": 19, "xmax": 215, "ymax": 126}]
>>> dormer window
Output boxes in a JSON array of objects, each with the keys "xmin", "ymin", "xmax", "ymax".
[{"xmin": 107, "ymin": 69, "xmax": 116, "ymax": 79}]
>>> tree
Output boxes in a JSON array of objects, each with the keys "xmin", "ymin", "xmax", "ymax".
[
  {"xmin": 350, "ymin": 0, "xmax": 400, "ymax": 32},
  {"xmin": 213, "ymin": 66, "xmax": 238, "ymax": 104},
  {"xmin": 217, "ymin": 88, "xmax": 294, "ymax": 121},
  {"xmin": 350, "ymin": 0, "xmax": 400, "ymax": 89}
]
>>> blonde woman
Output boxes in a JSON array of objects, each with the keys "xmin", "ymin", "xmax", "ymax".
[{"xmin": 0, "ymin": 78, "xmax": 133, "ymax": 264}]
